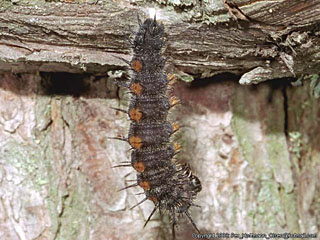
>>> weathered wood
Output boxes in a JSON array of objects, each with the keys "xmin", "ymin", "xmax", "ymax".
[
  {"xmin": 0, "ymin": 0, "xmax": 319, "ymax": 83},
  {"xmin": 0, "ymin": 1, "xmax": 320, "ymax": 240}
]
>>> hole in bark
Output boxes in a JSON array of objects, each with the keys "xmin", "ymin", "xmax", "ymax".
[
  {"xmin": 40, "ymin": 72, "xmax": 89, "ymax": 96},
  {"xmin": 190, "ymin": 73, "xmax": 239, "ymax": 88}
]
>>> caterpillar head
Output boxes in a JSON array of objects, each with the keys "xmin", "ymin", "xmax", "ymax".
[{"xmin": 133, "ymin": 18, "xmax": 165, "ymax": 52}]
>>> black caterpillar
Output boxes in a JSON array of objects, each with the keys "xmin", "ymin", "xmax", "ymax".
[{"xmin": 112, "ymin": 16, "xmax": 202, "ymax": 238}]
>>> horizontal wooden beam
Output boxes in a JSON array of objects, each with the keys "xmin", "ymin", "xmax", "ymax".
[{"xmin": 0, "ymin": 0, "xmax": 319, "ymax": 83}]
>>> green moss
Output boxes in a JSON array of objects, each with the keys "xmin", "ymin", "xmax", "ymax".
[
  {"xmin": 43, "ymin": 140, "xmax": 61, "ymax": 236},
  {"xmin": 280, "ymin": 188, "xmax": 299, "ymax": 232},
  {"xmin": 179, "ymin": 73, "xmax": 194, "ymax": 83},
  {"xmin": 34, "ymin": 95, "xmax": 93, "ymax": 240},
  {"xmin": 40, "ymin": 128, "xmax": 91, "ymax": 240},
  {"xmin": 289, "ymin": 131, "xmax": 302, "ymax": 158},
  {"xmin": 231, "ymin": 85, "xmax": 298, "ymax": 232},
  {"xmin": 1, "ymin": 140, "xmax": 48, "ymax": 190},
  {"xmin": 310, "ymin": 73, "xmax": 320, "ymax": 98},
  {"xmin": 231, "ymin": 114, "xmax": 272, "ymax": 179},
  {"xmin": 254, "ymin": 180, "xmax": 285, "ymax": 229},
  {"xmin": 231, "ymin": 114, "xmax": 287, "ymax": 230},
  {"xmin": 0, "ymin": 0, "xmax": 13, "ymax": 9},
  {"xmin": 266, "ymin": 133, "xmax": 293, "ymax": 193},
  {"xmin": 57, "ymin": 175, "xmax": 91, "ymax": 240}
]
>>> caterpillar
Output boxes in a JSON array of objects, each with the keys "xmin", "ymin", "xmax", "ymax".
[{"xmin": 112, "ymin": 15, "xmax": 202, "ymax": 239}]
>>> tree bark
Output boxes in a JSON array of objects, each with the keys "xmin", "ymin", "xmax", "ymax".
[
  {"xmin": 0, "ymin": 1, "xmax": 319, "ymax": 240},
  {"xmin": 0, "ymin": 0, "xmax": 320, "ymax": 82}
]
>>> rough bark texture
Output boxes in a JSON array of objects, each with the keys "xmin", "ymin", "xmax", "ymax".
[
  {"xmin": 0, "ymin": 0, "xmax": 320, "ymax": 82},
  {"xmin": 0, "ymin": 0, "xmax": 319, "ymax": 240}
]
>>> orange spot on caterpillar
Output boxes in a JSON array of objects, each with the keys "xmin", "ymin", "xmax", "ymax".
[
  {"xmin": 167, "ymin": 73, "xmax": 175, "ymax": 81},
  {"xmin": 133, "ymin": 162, "xmax": 146, "ymax": 173},
  {"xmin": 131, "ymin": 59, "xmax": 143, "ymax": 72},
  {"xmin": 130, "ymin": 83, "xmax": 143, "ymax": 96},
  {"xmin": 129, "ymin": 108, "xmax": 143, "ymax": 123},
  {"xmin": 167, "ymin": 73, "xmax": 177, "ymax": 86},
  {"xmin": 170, "ymin": 96, "xmax": 180, "ymax": 107},
  {"xmin": 129, "ymin": 136, "xmax": 143, "ymax": 149},
  {"xmin": 174, "ymin": 142, "xmax": 181, "ymax": 152},
  {"xmin": 172, "ymin": 123, "xmax": 179, "ymax": 133},
  {"xmin": 139, "ymin": 181, "xmax": 150, "ymax": 190}
]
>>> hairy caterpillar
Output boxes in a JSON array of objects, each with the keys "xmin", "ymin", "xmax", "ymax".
[{"xmin": 112, "ymin": 15, "xmax": 201, "ymax": 239}]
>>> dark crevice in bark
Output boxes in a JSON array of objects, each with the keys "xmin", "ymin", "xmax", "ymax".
[
  {"xmin": 189, "ymin": 72, "xmax": 240, "ymax": 88},
  {"xmin": 42, "ymin": 119, "xmax": 53, "ymax": 132},
  {"xmin": 266, "ymin": 78, "xmax": 292, "ymax": 103},
  {"xmin": 53, "ymin": 193, "xmax": 70, "ymax": 240},
  {"xmin": 38, "ymin": 72, "xmax": 119, "ymax": 99},
  {"xmin": 62, "ymin": 115, "xmax": 70, "ymax": 128},
  {"xmin": 40, "ymin": 72, "xmax": 90, "ymax": 97}
]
